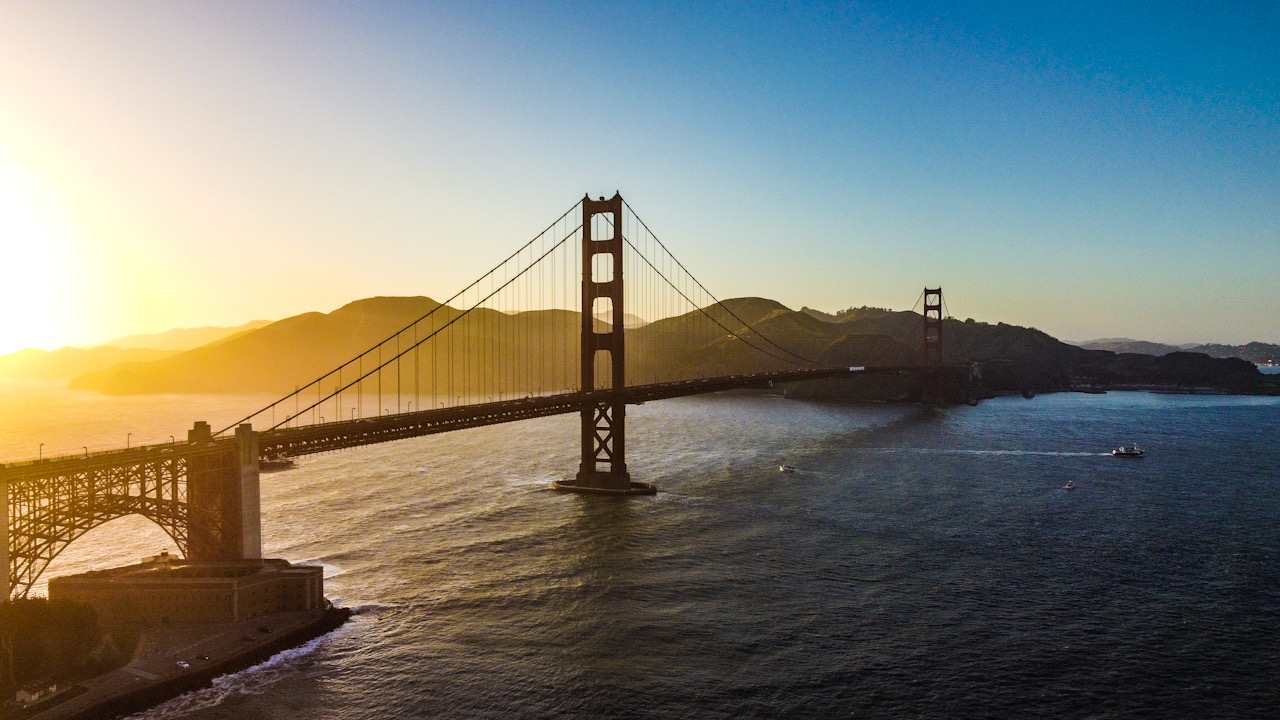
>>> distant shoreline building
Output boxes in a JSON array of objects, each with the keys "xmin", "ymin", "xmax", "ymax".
[{"xmin": 49, "ymin": 553, "xmax": 323, "ymax": 625}]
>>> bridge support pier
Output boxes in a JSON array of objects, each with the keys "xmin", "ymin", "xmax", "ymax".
[
  {"xmin": 186, "ymin": 421, "xmax": 263, "ymax": 560},
  {"xmin": 1, "ymin": 478, "xmax": 7, "ymax": 602},
  {"xmin": 553, "ymin": 193, "xmax": 655, "ymax": 496}
]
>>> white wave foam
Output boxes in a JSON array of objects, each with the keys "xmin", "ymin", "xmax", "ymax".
[
  {"xmin": 349, "ymin": 602, "xmax": 399, "ymax": 615},
  {"xmin": 122, "ymin": 623, "xmax": 353, "ymax": 719}
]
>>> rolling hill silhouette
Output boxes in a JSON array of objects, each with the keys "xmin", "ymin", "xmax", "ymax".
[
  {"xmin": 65, "ymin": 297, "xmax": 1274, "ymax": 397},
  {"xmin": 68, "ymin": 297, "xmax": 915, "ymax": 395}
]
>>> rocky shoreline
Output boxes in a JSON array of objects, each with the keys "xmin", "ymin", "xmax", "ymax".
[{"xmin": 22, "ymin": 605, "xmax": 350, "ymax": 720}]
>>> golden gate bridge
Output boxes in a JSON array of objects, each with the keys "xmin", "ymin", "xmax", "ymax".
[{"xmin": 0, "ymin": 194, "xmax": 954, "ymax": 600}]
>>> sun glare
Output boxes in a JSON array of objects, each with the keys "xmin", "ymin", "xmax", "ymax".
[{"xmin": 0, "ymin": 155, "xmax": 78, "ymax": 355}]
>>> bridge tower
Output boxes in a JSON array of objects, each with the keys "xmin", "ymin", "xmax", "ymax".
[
  {"xmin": 185, "ymin": 421, "xmax": 263, "ymax": 561},
  {"xmin": 554, "ymin": 193, "xmax": 655, "ymax": 495},
  {"xmin": 923, "ymin": 288, "xmax": 943, "ymax": 366},
  {"xmin": 922, "ymin": 287, "xmax": 944, "ymax": 404}
]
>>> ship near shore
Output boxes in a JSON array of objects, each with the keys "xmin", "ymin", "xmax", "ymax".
[{"xmin": 12, "ymin": 556, "xmax": 347, "ymax": 720}]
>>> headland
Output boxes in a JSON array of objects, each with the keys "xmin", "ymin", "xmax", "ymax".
[{"xmin": 8, "ymin": 556, "xmax": 349, "ymax": 720}]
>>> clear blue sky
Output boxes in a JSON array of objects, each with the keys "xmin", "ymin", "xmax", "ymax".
[{"xmin": 1, "ymin": 0, "xmax": 1276, "ymax": 353}]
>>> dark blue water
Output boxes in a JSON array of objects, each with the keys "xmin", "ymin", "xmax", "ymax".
[{"xmin": 123, "ymin": 391, "xmax": 1279, "ymax": 719}]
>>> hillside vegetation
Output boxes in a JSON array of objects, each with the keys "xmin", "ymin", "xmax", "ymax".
[{"xmin": 0, "ymin": 598, "xmax": 127, "ymax": 701}]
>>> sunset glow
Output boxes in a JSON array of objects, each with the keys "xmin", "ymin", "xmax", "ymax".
[
  {"xmin": 1, "ymin": 2, "xmax": 1277, "ymax": 352},
  {"xmin": 0, "ymin": 150, "xmax": 81, "ymax": 354}
]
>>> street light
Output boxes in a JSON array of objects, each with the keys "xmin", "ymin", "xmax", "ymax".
[
  {"xmin": 82, "ymin": 446, "xmax": 88, "ymax": 458},
  {"xmin": 38, "ymin": 443, "xmax": 43, "ymax": 460},
  {"xmin": 127, "ymin": 433, "xmax": 132, "ymax": 449}
]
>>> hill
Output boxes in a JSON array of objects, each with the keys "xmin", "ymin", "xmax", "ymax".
[
  {"xmin": 1076, "ymin": 338, "xmax": 1280, "ymax": 366},
  {"xmin": 64, "ymin": 296, "xmax": 1275, "ymax": 398},
  {"xmin": 592, "ymin": 312, "xmax": 649, "ymax": 329},
  {"xmin": 102, "ymin": 320, "xmax": 273, "ymax": 351},
  {"xmin": 0, "ymin": 346, "xmax": 179, "ymax": 381},
  {"xmin": 0, "ymin": 321, "xmax": 275, "ymax": 381},
  {"xmin": 68, "ymin": 296, "xmax": 917, "ymax": 395},
  {"xmin": 795, "ymin": 308, "xmax": 1270, "ymax": 394},
  {"xmin": 1076, "ymin": 339, "xmax": 1184, "ymax": 355},
  {"xmin": 1184, "ymin": 342, "xmax": 1280, "ymax": 365}
]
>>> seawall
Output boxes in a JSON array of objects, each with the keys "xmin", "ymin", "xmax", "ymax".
[{"xmin": 26, "ymin": 605, "xmax": 350, "ymax": 720}]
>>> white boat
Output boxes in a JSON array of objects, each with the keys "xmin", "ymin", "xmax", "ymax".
[
  {"xmin": 779, "ymin": 465, "xmax": 797, "ymax": 473},
  {"xmin": 1063, "ymin": 481, "xmax": 1075, "ymax": 490},
  {"xmin": 1112, "ymin": 444, "xmax": 1144, "ymax": 458}
]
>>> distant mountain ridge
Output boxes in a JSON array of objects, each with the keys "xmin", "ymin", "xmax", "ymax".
[
  {"xmin": 102, "ymin": 320, "xmax": 272, "ymax": 351},
  {"xmin": 0, "ymin": 346, "xmax": 179, "ymax": 381},
  {"xmin": 592, "ymin": 312, "xmax": 649, "ymax": 329},
  {"xmin": 11, "ymin": 297, "xmax": 1271, "ymax": 397},
  {"xmin": 0, "ymin": 320, "xmax": 275, "ymax": 381},
  {"xmin": 1077, "ymin": 338, "xmax": 1279, "ymax": 365},
  {"xmin": 67, "ymin": 296, "xmax": 920, "ymax": 395}
]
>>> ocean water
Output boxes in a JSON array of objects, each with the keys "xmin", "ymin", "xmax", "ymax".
[{"xmin": 7, "ymin": 383, "xmax": 1280, "ymax": 718}]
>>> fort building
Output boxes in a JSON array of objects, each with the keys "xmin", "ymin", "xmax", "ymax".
[{"xmin": 48, "ymin": 553, "xmax": 323, "ymax": 625}]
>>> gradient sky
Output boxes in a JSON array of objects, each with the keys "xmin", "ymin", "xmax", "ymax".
[{"xmin": 1, "ymin": 1, "xmax": 1276, "ymax": 355}]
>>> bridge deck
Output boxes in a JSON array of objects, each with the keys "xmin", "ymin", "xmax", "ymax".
[
  {"xmin": 0, "ymin": 365, "xmax": 927, "ymax": 479},
  {"xmin": 258, "ymin": 365, "xmax": 918, "ymax": 458}
]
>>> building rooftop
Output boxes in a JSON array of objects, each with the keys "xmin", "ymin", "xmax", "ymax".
[{"xmin": 58, "ymin": 556, "xmax": 313, "ymax": 584}]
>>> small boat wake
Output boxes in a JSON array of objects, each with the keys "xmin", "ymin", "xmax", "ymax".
[{"xmin": 855, "ymin": 448, "xmax": 1111, "ymax": 457}]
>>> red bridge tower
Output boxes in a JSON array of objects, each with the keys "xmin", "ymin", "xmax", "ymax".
[{"xmin": 553, "ymin": 194, "xmax": 656, "ymax": 495}]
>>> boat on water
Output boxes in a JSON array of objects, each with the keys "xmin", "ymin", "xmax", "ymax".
[
  {"xmin": 1112, "ymin": 444, "xmax": 1144, "ymax": 458},
  {"xmin": 1063, "ymin": 481, "xmax": 1075, "ymax": 490},
  {"xmin": 260, "ymin": 455, "xmax": 296, "ymax": 472},
  {"xmin": 779, "ymin": 465, "xmax": 797, "ymax": 473}
]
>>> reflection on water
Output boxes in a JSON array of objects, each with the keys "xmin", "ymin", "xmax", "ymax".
[{"xmin": 0, "ymin": 378, "xmax": 279, "ymax": 462}]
